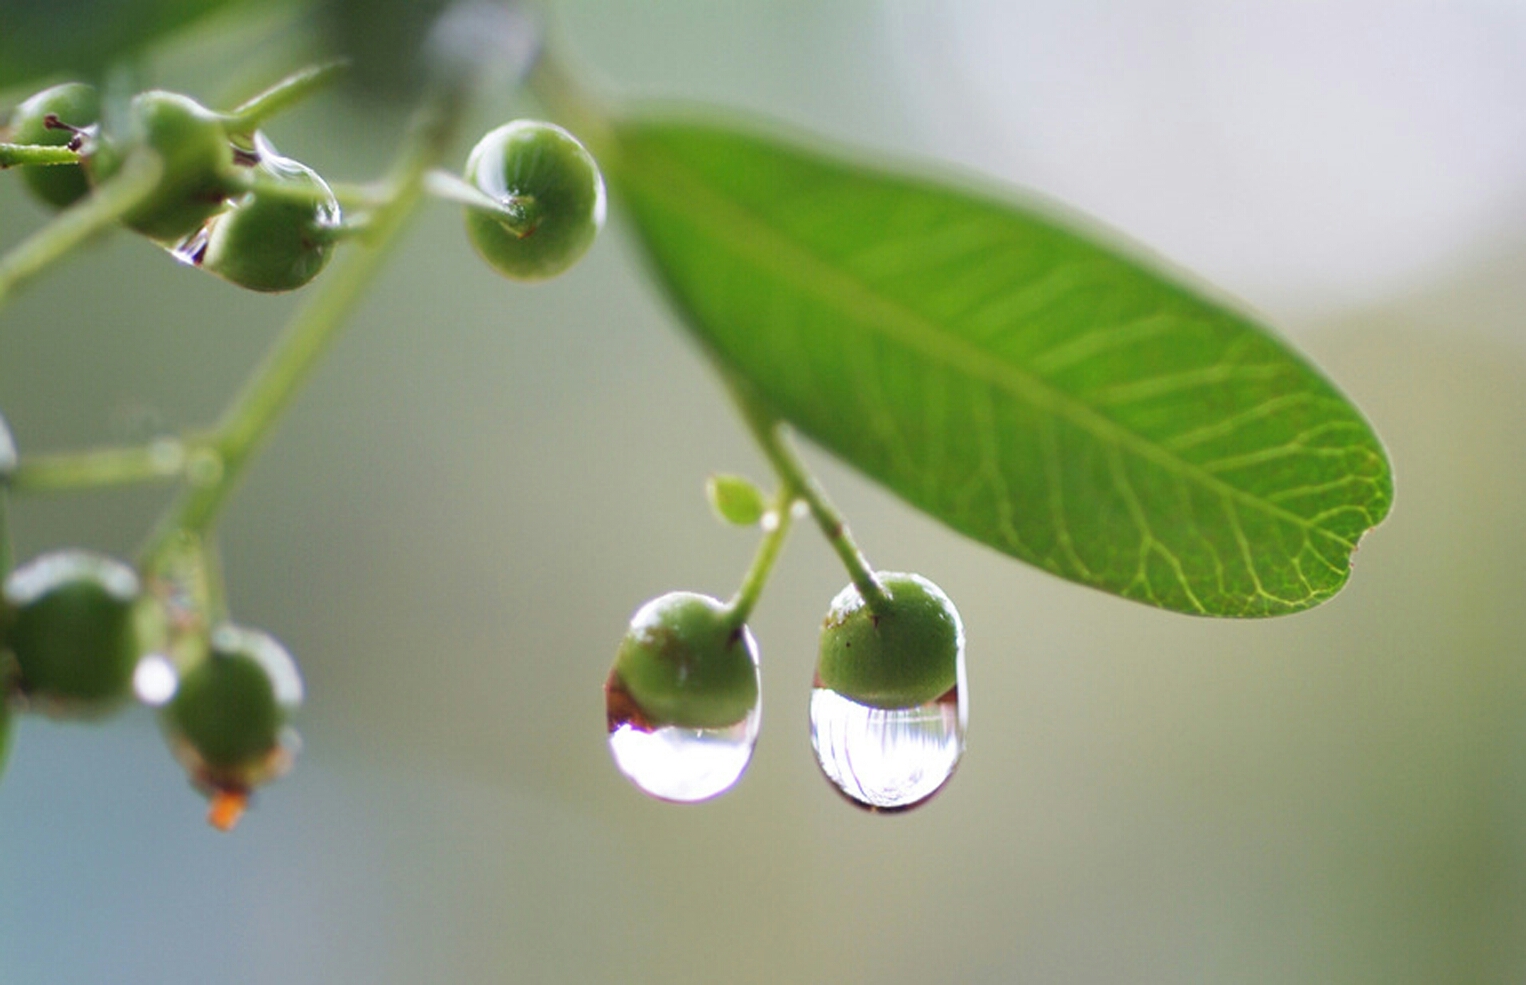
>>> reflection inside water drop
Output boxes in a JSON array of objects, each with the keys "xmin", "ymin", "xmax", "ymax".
[
  {"xmin": 605, "ymin": 674, "xmax": 761, "ymax": 803},
  {"xmin": 170, "ymin": 225, "xmax": 210, "ymax": 267},
  {"xmin": 810, "ymin": 662, "xmax": 967, "ymax": 813}
]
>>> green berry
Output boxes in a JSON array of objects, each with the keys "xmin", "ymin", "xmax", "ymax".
[
  {"xmin": 164, "ymin": 624, "xmax": 303, "ymax": 790},
  {"xmin": 610, "ymin": 591, "xmax": 758, "ymax": 730},
  {"xmin": 816, "ymin": 572, "xmax": 962, "ymax": 711},
  {"xmin": 2, "ymin": 550, "xmax": 140, "ymax": 711},
  {"xmin": 463, "ymin": 120, "xmax": 605, "ymax": 281},
  {"xmin": 93, "ymin": 91, "xmax": 241, "ymax": 242},
  {"xmin": 9, "ymin": 82, "xmax": 98, "ymax": 209},
  {"xmin": 201, "ymin": 144, "xmax": 339, "ymax": 292},
  {"xmin": 706, "ymin": 473, "xmax": 767, "ymax": 527}
]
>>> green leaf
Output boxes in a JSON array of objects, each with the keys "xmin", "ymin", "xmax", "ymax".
[
  {"xmin": 608, "ymin": 118, "xmax": 1393, "ymax": 617},
  {"xmin": 706, "ymin": 473, "xmax": 767, "ymax": 527}
]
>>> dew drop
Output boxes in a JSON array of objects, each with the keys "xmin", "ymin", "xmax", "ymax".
[
  {"xmin": 133, "ymin": 653, "xmax": 178, "ymax": 706},
  {"xmin": 170, "ymin": 225, "xmax": 210, "ymax": 267},
  {"xmin": 605, "ymin": 670, "xmax": 761, "ymax": 803},
  {"xmin": 809, "ymin": 657, "xmax": 967, "ymax": 813}
]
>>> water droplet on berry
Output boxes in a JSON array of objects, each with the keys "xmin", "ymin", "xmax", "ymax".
[
  {"xmin": 605, "ymin": 670, "xmax": 761, "ymax": 803},
  {"xmin": 171, "ymin": 225, "xmax": 211, "ymax": 267},
  {"xmin": 133, "ymin": 653, "xmax": 178, "ymax": 706},
  {"xmin": 809, "ymin": 662, "xmax": 967, "ymax": 812}
]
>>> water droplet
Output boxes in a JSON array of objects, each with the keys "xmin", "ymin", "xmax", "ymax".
[
  {"xmin": 170, "ymin": 225, "xmax": 210, "ymax": 267},
  {"xmin": 605, "ymin": 672, "xmax": 761, "ymax": 803},
  {"xmin": 133, "ymin": 653, "xmax": 178, "ymax": 706},
  {"xmin": 810, "ymin": 660, "xmax": 967, "ymax": 813}
]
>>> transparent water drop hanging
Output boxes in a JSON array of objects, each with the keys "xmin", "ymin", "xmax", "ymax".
[
  {"xmin": 169, "ymin": 224, "xmax": 210, "ymax": 267},
  {"xmin": 810, "ymin": 653, "xmax": 967, "ymax": 812},
  {"xmin": 604, "ymin": 661, "xmax": 762, "ymax": 804}
]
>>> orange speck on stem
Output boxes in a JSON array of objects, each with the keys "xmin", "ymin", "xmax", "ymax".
[{"xmin": 208, "ymin": 789, "xmax": 249, "ymax": 832}]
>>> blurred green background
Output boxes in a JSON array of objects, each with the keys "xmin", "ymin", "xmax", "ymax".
[{"xmin": 3, "ymin": 2, "xmax": 1526, "ymax": 982}]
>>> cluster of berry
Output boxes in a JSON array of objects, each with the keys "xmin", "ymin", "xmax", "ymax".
[
  {"xmin": 605, "ymin": 473, "xmax": 970, "ymax": 812},
  {"xmin": 8, "ymin": 67, "xmax": 965, "ymax": 820},
  {"xmin": 10, "ymin": 80, "xmax": 604, "ymax": 291},
  {"xmin": 12, "ymin": 82, "xmax": 341, "ymax": 291},
  {"xmin": 0, "ymin": 441, "xmax": 301, "ymax": 830},
  {"xmin": 2, "ymin": 70, "xmax": 608, "ymax": 827}
]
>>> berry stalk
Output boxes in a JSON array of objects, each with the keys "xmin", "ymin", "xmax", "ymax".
[
  {"xmin": 142, "ymin": 99, "xmax": 462, "ymax": 558},
  {"xmin": 423, "ymin": 168, "xmax": 539, "ymax": 237},
  {"xmin": 222, "ymin": 61, "xmax": 348, "ymax": 134},
  {"xmin": 0, "ymin": 144, "xmax": 82, "ymax": 167},
  {"xmin": 728, "ymin": 378, "xmax": 889, "ymax": 612},
  {"xmin": 11, "ymin": 439, "xmax": 195, "ymax": 493},
  {"xmin": 724, "ymin": 484, "xmax": 797, "ymax": 628}
]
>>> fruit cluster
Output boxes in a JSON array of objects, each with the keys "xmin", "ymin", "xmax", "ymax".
[
  {"xmin": 1, "ymin": 70, "xmax": 607, "ymax": 827},
  {"xmin": 10, "ymin": 83, "xmax": 339, "ymax": 291},
  {"xmin": 7, "ymin": 67, "xmax": 965, "ymax": 822},
  {"xmin": 604, "ymin": 468, "xmax": 970, "ymax": 812},
  {"xmin": 4, "ymin": 79, "xmax": 604, "ymax": 293},
  {"xmin": 0, "ymin": 430, "xmax": 301, "ymax": 830}
]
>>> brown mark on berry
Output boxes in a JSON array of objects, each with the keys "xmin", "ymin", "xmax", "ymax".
[{"xmin": 605, "ymin": 674, "xmax": 657, "ymax": 734}]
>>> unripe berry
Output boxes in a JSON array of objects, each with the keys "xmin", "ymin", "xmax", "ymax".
[
  {"xmin": 93, "ymin": 91, "xmax": 241, "ymax": 242},
  {"xmin": 9, "ymin": 82, "xmax": 98, "ymax": 208},
  {"xmin": 816, "ymin": 572, "xmax": 962, "ymax": 710},
  {"xmin": 163, "ymin": 624, "xmax": 303, "ymax": 794},
  {"xmin": 200, "ymin": 143, "xmax": 340, "ymax": 292},
  {"xmin": 609, "ymin": 591, "xmax": 758, "ymax": 730},
  {"xmin": 2, "ymin": 550, "xmax": 140, "ymax": 712},
  {"xmin": 463, "ymin": 120, "xmax": 605, "ymax": 281}
]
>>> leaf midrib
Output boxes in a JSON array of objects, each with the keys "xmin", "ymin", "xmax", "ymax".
[{"xmin": 617, "ymin": 132, "xmax": 1362, "ymax": 551}]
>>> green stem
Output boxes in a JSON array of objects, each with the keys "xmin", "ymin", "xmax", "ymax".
[
  {"xmin": 0, "ymin": 143, "xmax": 82, "ymax": 167},
  {"xmin": 141, "ymin": 102, "xmax": 458, "ymax": 564},
  {"xmin": 422, "ymin": 169, "xmax": 539, "ymax": 235},
  {"xmin": 724, "ymin": 484, "xmax": 797, "ymax": 627},
  {"xmin": 526, "ymin": 60, "xmax": 886, "ymax": 610},
  {"xmin": 139, "ymin": 528, "xmax": 225, "ymax": 673},
  {"xmin": 240, "ymin": 173, "xmax": 335, "ymax": 205},
  {"xmin": 10, "ymin": 439, "xmax": 196, "ymax": 494},
  {"xmin": 327, "ymin": 180, "xmax": 393, "ymax": 210},
  {"xmin": 224, "ymin": 61, "xmax": 348, "ymax": 133},
  {"xmin": 0, "ymin": 153, "xmax": 162, "ymax": 308},
  {"xmin": 728, "ymin": 380, "xmax": 887, "ymax": 611}
]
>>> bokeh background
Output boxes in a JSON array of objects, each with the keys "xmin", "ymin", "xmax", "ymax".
[{"xmin": 3, "ymin": 1, "xmax": 1526, "ymax": 981}]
